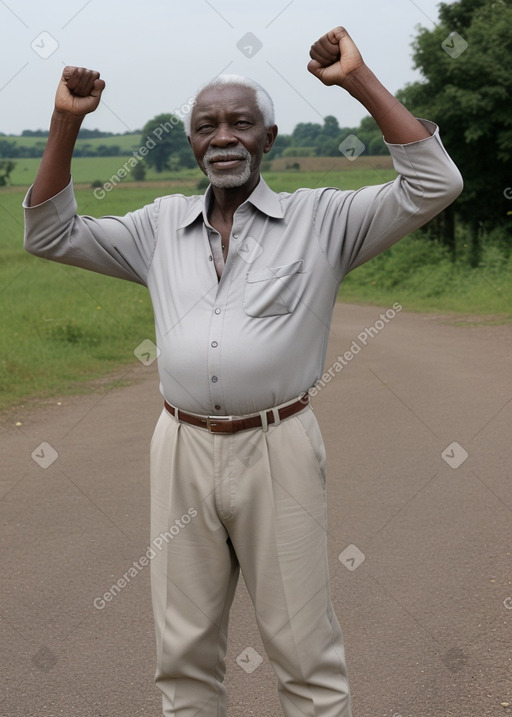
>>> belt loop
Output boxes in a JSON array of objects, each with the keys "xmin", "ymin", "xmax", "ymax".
[
  {"xmin": 259, "ymin": 409, "xmax": 269, "ymax": 432},
  {"xmin": 271, "ymin": 407, "xmax": 281, "ymax": 427}
]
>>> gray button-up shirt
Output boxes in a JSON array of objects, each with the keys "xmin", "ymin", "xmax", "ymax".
[{"xmin": 24, "ymin": 121, "xmax": 462, "ymax": 416}]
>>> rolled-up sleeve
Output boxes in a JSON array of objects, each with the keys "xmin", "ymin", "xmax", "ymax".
[
  {"xmin": 23, "ymin": 180, "xmax": 158, "ymax": 285},
  {"xmin": 313, "ymin": 120, "xmax": 463, "ymax": 281}
]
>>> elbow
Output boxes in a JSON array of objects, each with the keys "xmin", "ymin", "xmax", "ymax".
[
  {"xmin": 446, "ymin": 166, "xmax": 464, "ymax": 205},
  {"xmin": 23, "ymin": 224, "xmax": 64, "ymax": 260},
  {"xmin": 24, "ymin": 230, "xmax": 45, "ymax": 258},
  {"xmin": 23, "ymin": 233, "xmax": 37, "ymax": 257},
  {"xmin": 427, "ymin": 165, "xmax": 464, "ymax": 215}
]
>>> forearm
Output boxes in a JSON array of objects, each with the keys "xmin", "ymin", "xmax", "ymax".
[
  {"xmin": 342, "ymin": 65, "xmax": 431, "ymax": 144},
  {"xmin": 29, "ymin": 110, "xmax": 84, "ymax": 206}
]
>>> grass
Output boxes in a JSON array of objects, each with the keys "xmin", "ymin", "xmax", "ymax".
[
  {"xmin": 1, "ymin": 241, "xmax": 154, "ymax": 407},
  {"xmin": 0, "ymin": 186, "xmax": 155, "ymax": 409},
  {"xmin": 8, "ymin": 157, "xmax": 204, "ymax": 188},
  {"xmin": 340, "ymin": 233, "xmax": 512, "ymax": 318},
  {"xmin": 3, "ymin": 132, "xmax": 142, "ymax": 151},
  {"xmin": 8, "ymin": 159, "xmax": 396, "ymax": 194},
  {"xmin": 1, "ymin": 165, "xmax": 511, "ymax": 413}
]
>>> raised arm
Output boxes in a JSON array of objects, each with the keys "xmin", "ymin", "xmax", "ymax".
[
  {"xmin": 308, "ymin": 26, "xmax": 431, "ymax": 144},
  {"xmin": 24, "ymin": 66, "xmax": 155, "ymax": 285},
  {"xmin": 307, "ymin": 26, "xmax": 463, "ymax": 278},
  {"xmin": 29, "ymin": 66, "xmax": 105, "ymax": 206}
]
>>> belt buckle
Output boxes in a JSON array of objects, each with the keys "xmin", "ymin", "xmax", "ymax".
[{"xmin": 206, "ymin": 415, "xmax": 233, "ymax": 433}]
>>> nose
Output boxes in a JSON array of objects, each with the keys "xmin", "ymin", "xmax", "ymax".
[{"xmin": 211, "ymin": 123, "xmax": 238, "ymax": 146}]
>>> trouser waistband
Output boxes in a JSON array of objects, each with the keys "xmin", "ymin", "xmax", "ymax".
[{"xmin": 163, "ymin": 394, "xmax": 309, "ymax": 434}]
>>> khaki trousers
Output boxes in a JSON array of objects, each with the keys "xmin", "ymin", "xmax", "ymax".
[{"xmin": 149, "ymin": 404, "xmax": 352, "ymax": 717}]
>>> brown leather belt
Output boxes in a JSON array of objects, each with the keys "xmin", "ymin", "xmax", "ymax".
[{"xmin": 163, "ymin": 395, "xmax": 308, "ymax": 434}]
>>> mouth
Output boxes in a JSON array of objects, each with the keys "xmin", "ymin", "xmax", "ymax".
[{"xmin": 209, "ymin": 157, "xmax": 244, "ymax": 169}]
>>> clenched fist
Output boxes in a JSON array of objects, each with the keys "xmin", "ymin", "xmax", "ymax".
[
  {"xmin": 55, "ymin": 66, "xmax": 105, "ymax": 117},
  {"xmin": 307, "ymin": 27, "xmax": 365, "ymax": 87}
]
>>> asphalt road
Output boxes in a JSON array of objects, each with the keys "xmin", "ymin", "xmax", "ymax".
[{"xmin": 1, "ymin": 303, "xmax": 511, "ymax": 717}]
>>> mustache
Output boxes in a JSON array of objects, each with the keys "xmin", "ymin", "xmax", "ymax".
[{"xmin": 203, "ymin": 147, "xmax": 251, "ymax": 163}]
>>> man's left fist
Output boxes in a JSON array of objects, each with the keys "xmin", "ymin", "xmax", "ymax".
[{"xmin": 308, "ymin": 27, "xmax": 364, "ymax": 87}]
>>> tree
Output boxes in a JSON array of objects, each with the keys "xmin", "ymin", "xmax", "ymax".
[
  {"xmin": 0, "ymin": 140, "xmax": 18, "ymax": 158},
  {"xmin": 266, "ymin": 134, "xmax": 291, "ymax": 160},
  {"xmin": 140, "ymin": 114, "xmax": 194, "ymax": 172},
  {"xmin": 316, "ymin": 116, "xmax": 342, "ymax": 156},
  {"xmin": 0, "ymin": 160, "xmax": 16, "ymax": 186},
  {"xmin": 396, "ymin": 0, "xmax": 512, "ymax": 261},
  {"xmin": 131, "ymin": 162, "xmax": 146, "ymax": 181},
  {"xmin": 356, "ymin": 116, "xmax": 389, "ymax": 157},
  {"xmin": 291, "ymin": 122, "xmax": 323, "ymax": 147},
  {"xmin": 322, "ymin": 115, "xmax": 340, "ymax": 138}
]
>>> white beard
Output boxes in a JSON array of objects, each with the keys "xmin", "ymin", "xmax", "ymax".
[{"xmin": 203, "ymin": 147, "xmax": 252, "ymax": 188}]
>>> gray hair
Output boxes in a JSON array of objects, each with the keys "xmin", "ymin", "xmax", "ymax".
[{"xmin": 184, "ymin": 74, "xmax": 275, "ymax": 136}]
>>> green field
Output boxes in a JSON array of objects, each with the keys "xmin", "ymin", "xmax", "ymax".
[
  {"xmin": 8, "ymin": 157, "xmax": 204, "ymax": 188},
  {"xmin": 2, "ymin": 133, "xmax": 143, "ymax": 159},
  {"xmin": 7, "ymin": 157, "xmax": 396, "ymax": 193},
  {"xmin": 4, "ymin": 132, "xmax": 141, "ymax": 150},
  {"xmin": 340, "ymin": 235, "xmax": 512, "ymax": 316},
  {"xmin": 1, "ymin": 166, "xmax": 511, "ymax": 413}
]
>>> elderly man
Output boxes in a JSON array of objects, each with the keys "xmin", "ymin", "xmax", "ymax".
[{"xmin": 24, "ymin": 26, "xmax": 462, "ymax": 717}]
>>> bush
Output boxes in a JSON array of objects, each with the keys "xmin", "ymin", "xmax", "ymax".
[
  {"xmin": 350, "ymin": 235, "xmax": 451, "ymax": 291},
  {"xmin": 281, "ymin": 146, "xmax": 316, "ymax": 158},
  {"xmin": 340, "ymin": 229, "xmax": 512, "ymax": 315},
  {"xmin": 131, "ymin": 162, "xmax": 146, "ymax": 181}
]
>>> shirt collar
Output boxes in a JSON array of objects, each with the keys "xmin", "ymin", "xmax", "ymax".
[{"xmin": 178, "ymin": 176, "xmax": 284, "ymax": 229}]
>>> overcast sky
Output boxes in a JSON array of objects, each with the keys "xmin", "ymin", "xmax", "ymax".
[{"xmin": 1, "ymin": 0, "xmax": 457, "ymax": 136}]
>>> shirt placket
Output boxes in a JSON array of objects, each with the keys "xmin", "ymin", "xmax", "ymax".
[
  {"xmin": 207, "ymin": 227, "xmax": 225, "ymax": 279},
  {"xmin": 207, "ymin": 298, "xmax": 225, "ymax": 414},
  {"xmin": 206, "ymin": 227, "xmax": 232, "ymax": 416},
  {"xmin": 205, "ymin": 211, "xmax": 249, "ymax": 415}
]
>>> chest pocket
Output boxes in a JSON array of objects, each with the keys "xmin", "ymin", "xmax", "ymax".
[{"xmin": 243, "ymin": 260, "xmax": 307, "ymax": 317}]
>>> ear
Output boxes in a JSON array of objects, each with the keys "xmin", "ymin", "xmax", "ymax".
[{"xmin": 264, "ymin": 125, "xmax": 278, "ymax": 154}]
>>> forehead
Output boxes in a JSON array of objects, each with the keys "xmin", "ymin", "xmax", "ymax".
[{"xmin": 192, "ymin": 84, "xmax": 262, "ymax": 121}]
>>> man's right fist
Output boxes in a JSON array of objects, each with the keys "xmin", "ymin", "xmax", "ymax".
[{"xmin": 55, "ymin": 66, "xmax": 105, "ymax": 117}]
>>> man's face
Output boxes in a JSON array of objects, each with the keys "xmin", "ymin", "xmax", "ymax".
[{"xmin": 188, "ymin": 84, "xmax": 277, "ymax": 190}]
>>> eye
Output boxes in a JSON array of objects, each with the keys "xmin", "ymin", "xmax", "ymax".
[{"xmin": 235, "ymin": 120, "xmax": 252, "ymax": 127}]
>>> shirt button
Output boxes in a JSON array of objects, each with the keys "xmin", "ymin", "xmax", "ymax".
[
  {"xmin": 233, "ymin": 234, "xmax": 238, "ymax": 239},
  {"xmin": 214, "ymin": 308, "xmax": 221, "ymax": 315},
  {"xmin": 215, "ymin": 405, "xmax": 221, "ymax": 411},
  {"xmin": 211, "ymin": 341, "xmax": 218, "ymax": 348},
  {"xmin": 211, "ymin": 376, "xmax": 218, "ymax": 383},
  {"xmin": 209, "ymin": 255, "xmax": 213, "ymax": 261}
]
